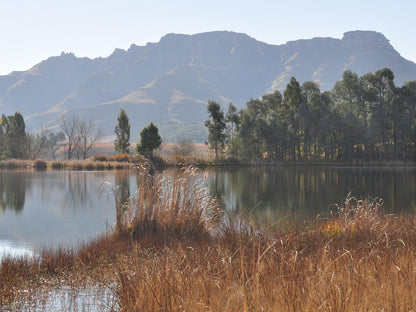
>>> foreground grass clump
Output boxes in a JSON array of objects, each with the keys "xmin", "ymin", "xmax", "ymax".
[
  {"xmin": 2, "ymin": 168, "xmax": 416, "ymax": 311},
  {"xmin": 120, "ymin": 166, "xmax": 222, "ymax": 242}
]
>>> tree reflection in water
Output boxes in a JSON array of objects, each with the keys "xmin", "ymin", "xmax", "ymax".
[
  {"xmin": 0, "ymin": 171, "xmax": 28, "ymax": 213},
  {"xmin": 115, "ymin": 170, "xmax": 131, "ymax": 208},
  {"xmin": 207, "ymin": 167, "xmax": 416, "ymax": 225}
]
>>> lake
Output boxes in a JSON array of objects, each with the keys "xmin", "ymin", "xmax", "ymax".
[{"xmin": 1, "ymin": 166, "xmax": 416, "ymax": 257}]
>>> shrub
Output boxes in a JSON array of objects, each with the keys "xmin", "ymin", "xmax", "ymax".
[
  {"xmin": 109, "ymin": 153, "xmax": 131, "ymax": 162},
  {"xmin": 51, "ymin": 161, "xmax": 64, "ymax": 170},
  {"xmin": 93, "ymin": 154, "xmax": 108, "ymax": 162},
  {"xmin": 33, "ymin": 159, "xmax": 47, "ymax": 170},
  {"xmin": 83, "ymin": 161, "xmax": 95, "ymax": 171}
]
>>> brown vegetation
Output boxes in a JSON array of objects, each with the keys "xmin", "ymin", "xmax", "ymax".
[
  {"xmin": 1, "ymin": 168, "xmax": 416, "ymax": 311},
  {"xmin": 0, "ymin": 158, "xmax": 135, "ymax": 171}
]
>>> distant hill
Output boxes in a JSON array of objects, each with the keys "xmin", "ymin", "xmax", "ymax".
[{"xmin": 1, "ymin": 30, "xmax": 416, "ymax": 142}]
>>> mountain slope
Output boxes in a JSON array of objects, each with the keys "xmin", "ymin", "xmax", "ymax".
[{"xmin": 0, "ymin": 30, "xmax": 415, "ymax": 142}]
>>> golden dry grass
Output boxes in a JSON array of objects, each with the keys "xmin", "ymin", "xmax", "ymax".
[{"xmin": 2, "ymin": 168, "xmax": 416, "ymax": 311}]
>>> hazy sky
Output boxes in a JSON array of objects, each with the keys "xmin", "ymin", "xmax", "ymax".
[{"xmin": 0, "ymin": 0, "xmax": 415, "ymax": 75}]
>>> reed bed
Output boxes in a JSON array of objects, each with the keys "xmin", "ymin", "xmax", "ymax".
[
  {"xmin": 0, "ymin": 159, "xmax": 30, "ymax": 169},
  {"xmin": 121, "ymin": 166, "xmax": 223, "ymax": 241},
  {"xmin": 2, "ymin": 167, "xmax": 416, "ymax": 311},
  {"xmin": 115, "ymin": 193, "xmax": 416, "ymax": 311},
  {"xmin": 0, "ymin": 159, "xmax": 135, "ymax": 171},
  {"xmin": 48, "ymin": 159, "xmax": 135, "ymax": 170}
]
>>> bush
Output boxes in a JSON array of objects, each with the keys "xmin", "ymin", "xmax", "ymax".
[
  {"xmin": 51, "ymin": 161, "xmax": 64, "ymax": 170},
  {"xmin": 108, "ymin": 154, "xmax": 131, "ymax": 162},
  {"xmin": 93, "ymin": 154, "xmax": 108, "ymax": 162},
  {"xmin": 33, "ymin": 159, "xmax": 47, "ymax": 170}
]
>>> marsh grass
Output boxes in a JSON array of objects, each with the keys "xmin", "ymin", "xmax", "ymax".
[
  {"xmin": 52, "ymin": 160, "xmax": 134, "ymax": 170},
  {"xmin": 0, "ymin": 159, "xmax": 135, "ymax": 171},
  {"xmin": 0, "ymin": 159, "xmax": 28, "ymax": 169},
  {"xmin": 124, "ymin": 166, "xmax": 223, "ymax": 242},
  {"xmin": 2, "ymin": 167, "xmax": 416, "ymax": 311}
]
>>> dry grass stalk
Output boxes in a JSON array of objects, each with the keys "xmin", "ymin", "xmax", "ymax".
[{"xmin": 125, "ymin": 165, "xmax": 223, "ymax": 242}]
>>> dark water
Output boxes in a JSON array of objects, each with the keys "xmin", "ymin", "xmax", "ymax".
[
  {"xmin": 206, "ymin": 166, "xmax": 416, "ymax": 220},
  {"xmin": 1, "ymin": 166, "xmax": 415, "ymax": 255}
]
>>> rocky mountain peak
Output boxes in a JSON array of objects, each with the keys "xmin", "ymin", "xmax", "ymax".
[
  {"xmin": 341, "ymin": 30, "xmax": 394, "ymax": 51},
  {"xmin": 0, "ymin": 30, "xmax": 415, "ymax": 142}
]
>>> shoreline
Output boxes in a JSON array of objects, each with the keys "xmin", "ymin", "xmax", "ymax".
[{"xmin": 2, "ymin": 158, "xmax": 416, "ymax": 171}]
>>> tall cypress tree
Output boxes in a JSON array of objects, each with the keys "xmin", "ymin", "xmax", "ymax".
[{"xmin": 114, "ymin": 109, "xmax": 131, "ymax": 154}]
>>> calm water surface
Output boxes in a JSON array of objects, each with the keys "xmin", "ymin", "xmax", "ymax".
[
  {"xmin": 1, "ymin": 167, "xmax": 416, "ymax": 256},
  {"xmin": 0, "ymin": 170, "xmax": 137, "ymax": 258}
]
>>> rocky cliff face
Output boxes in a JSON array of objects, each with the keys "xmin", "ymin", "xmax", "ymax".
[{"xmin": 0, "ymin": 30, "xmax": 415, "ymax": 141}]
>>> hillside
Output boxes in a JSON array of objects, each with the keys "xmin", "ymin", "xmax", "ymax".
[{"xmin": 0, "ymin": 30, "xmax": 415, "ymax": 142}]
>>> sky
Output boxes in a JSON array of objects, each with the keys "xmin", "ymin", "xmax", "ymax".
[{"xmin": 0, "ymin": 0, "xmax": 415, "ymax": 75}]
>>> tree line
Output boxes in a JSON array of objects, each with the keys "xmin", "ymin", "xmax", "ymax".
[
  {"xmin": 0, "ymin": 108, "xmax": 163, "ymax": 161},
  {"xmin": 206, "ymin": 68, "xmax": 416, "ymax": 162},
  {"xmin": 0, "ymin": 112, "xmax": 65, "ymax": 160}
]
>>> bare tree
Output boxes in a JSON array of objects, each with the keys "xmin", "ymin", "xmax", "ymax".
[
  {"xmin": 78, "ymin": 119, "xmax": 103, "ymax": 160},
  {"xmin": 61, "ymin": 115, "xmax": 103, "ymax": 160},
  {"xmin": 61, "ymin": 115, "xmax": 80, "ymax": 160},
  {"xmin": 172, "ymin": 137, "xmax": 195, "ymax": 156},
  {"xmin": 26, "ymin": 126, "xmax": 49, "ymax": 160}
]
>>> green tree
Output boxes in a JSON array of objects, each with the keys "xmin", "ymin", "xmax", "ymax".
[
  {"xmin": 331, "ymin": 70, "xmax": 366, "ymax": 160},
  {"xmin": 362, "ymin": 68, "xmax": 396, "ymax": 159},
  {"xmin": 225, "ymin": 102, "xmax": 240, "ymax": 158},
  {"xmin": 205, "ymin": 100, "xmax": 226, "ymax": 161},
  {"xmin": 114, "ymin": 109, "xmax": 131, "ymax": 154},
  {"xmin": 136, "ymin": 122, "xmax": 162, "ymax": 158},
  {"xmin": 3, "ymin": 112, "xmax": 26, "ymax": 159},
  {"xmin": 283, "ymin": 77, "xmax": 304, "ymax": 160}
]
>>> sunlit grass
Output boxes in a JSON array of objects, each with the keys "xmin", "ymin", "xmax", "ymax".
[
  {"xmin": 2, "ymin": 167, "xmax": 416, "ymax": 311},
  {"xmin": 0, "ymin": 159, "xmax": 135, "ymax": 171}
]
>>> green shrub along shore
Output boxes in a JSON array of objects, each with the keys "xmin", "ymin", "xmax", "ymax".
[{"xmin": 2, "ymin": 166, "xmax": 416, "ymax": 311}]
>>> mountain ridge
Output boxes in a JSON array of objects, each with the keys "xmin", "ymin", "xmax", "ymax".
[{"xmin": 1, "ymin": 30, "xmax": 415, "ymax": 142}]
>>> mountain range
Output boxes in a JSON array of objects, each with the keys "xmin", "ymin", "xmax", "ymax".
[{"xmin": 1, "ymin": 30, "xmax": 416, "ymax": 142}]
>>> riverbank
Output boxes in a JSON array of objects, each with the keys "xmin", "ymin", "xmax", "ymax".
[
  {"xmin": 0, "ymin": 158, "xmax": 135, "ymax": 170},
  {"xmin": 2, "ymin": 156, "xmax": 416, "ymax": 172},
  {"xmin": 1, "ymin": 167, "xmax": 416, "ymax": 311}
]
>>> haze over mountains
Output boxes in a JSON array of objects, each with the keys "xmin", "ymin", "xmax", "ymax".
[{"xmin": 1, "ymin": 30, "xmax": 416, "ymax": 142}]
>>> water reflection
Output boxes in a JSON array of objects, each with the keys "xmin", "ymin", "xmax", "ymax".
[
  {"xmin": 1, "ymin": 167, "xmax": 416, "ymax": 251},
  {"xmin": 0, "ymin": 171, "xmax": 28, "ymax": 213},
  {"xmin": 115, "ymin": 170, "xmax": 131, "ymax": 207},
  {"xmin": 207, "ymin": 166, "xmax": 416, "ymax": 218},
  {"xmin": 0, "ymin": 171, "xmax": 120, "ymax": 250},
  {"xmin": 0, "ymin": 240, "xmax": 33, "ymax": 262}
]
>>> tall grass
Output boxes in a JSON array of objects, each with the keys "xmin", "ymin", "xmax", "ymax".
[
  {"xmin": 114, "ymin": 194, "xmax": 416, "ymax": 311},
  {"xmin": 121, "ymin": 166, "xmax": 223, "ymax": 242},
  {"xmin": 2, "ymin": 167, "xmax": 416, "ymax": 311}
]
